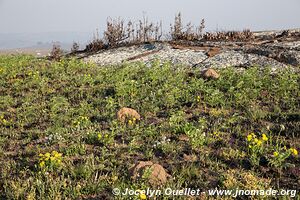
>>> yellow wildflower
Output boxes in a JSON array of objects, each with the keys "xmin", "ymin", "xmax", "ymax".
[
  {"xmin": 53, "ymin": 152, "xmax": 62, "ymax": 158},
  {"xmin": 140, "ymin": 193, "xmax": 147, "ymax": 200},
  {"xmin": 98, "ymin": 133, "xmax": 102, "ymax": 140},
  {"xmin": 44, "ymin": 153, "xmax": 51, "ymax": 160},
  {"xmin": 254, "ymin": 138, "xmax": 259, "ymax": 143},
  {"xmin": 39, "ymin": 161, "xmax": 45, "ymax": 168},
  {"xmin": 128, "ymin": 120, "xmax": 133, "ymax": 125},
  {"xmin": 247, "ymin": 134, "xmax": 252, "ymax": 141},
  {"xmin": 136, "ymin": 190, "xmax": 146, "ymax": 200},
  {"xmin": 273, "ymin": 152, "xmax": 279, "ymax": 157},
  {"xmin": 262, "ymin": 134, "xmax": 268, "ymax": 141},
  {"xmin": 257, "ymin": 140, "xmax": 262, "ymax": 146},
  {"xmin": 290, "ymin": 148, "xmax": 298, "ymax": 156}
]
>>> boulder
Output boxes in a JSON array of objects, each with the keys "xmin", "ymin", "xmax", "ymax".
[
  {"xmin": 117, "ymin": 107, "xmax": 141, "ymax": 123},
  {"xmin": 130, "ymin": 161, "xmax": 170, "ymax": 186},
  {"xmin": 202, "ymin": 68, "xmax": 220, "ymax": 79}
]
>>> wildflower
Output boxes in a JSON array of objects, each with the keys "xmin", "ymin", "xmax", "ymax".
[
  {"xmin": 196, "ymin": 96, "xmax": 201, "ymax": 102},
  {"xmin": 248, "ymin": 145, "xmax": 252, "ymax": 149},
  {"xmin": 39, "ymin": 161, "xmax": 45, "ymax": 168},
  {"xmin": 247, "ymin": 134, "xmax": 253, "ymax": 141},
  {"xmin": 44, "ymin": 153, "xmax": 51, "ymax": 160},
  {"xmin": 213, "ymin": 131, "xmax": 220, "ymax": 137},
  {"xmin": 256, "ymin": 140, "xmax": 262, "ymax": 146},
  {"xmin": 137, "ymin": 190, "xmax": 147, "ymax": 200},
  {"xmin": 98, "ymin": 133, "xmax": 102, "ymax": 140},
  {"xmin": 128, "ymin": 120, "xmax": 133, "ymax": 125},
  {"xmin": 273, "ymin": 152, "xmax": 279, "ymax": 157},
  {"xmin": 254, "ymin": 138, "xmax": 259, "ymax": 143},
  {"xmin": 290, "ymin": 148, "xmax": 298, "ymax": 156},
  {"xmin": 53, "ymin": 152, "xmax": 62, "ymax": 158},
  {"xmin": 261, "ymin": 134, "xmax": 268, "ymax": 141},
  {"xmin": 140, "ymin": 193, "xmax": 147, "ymax": 200}
]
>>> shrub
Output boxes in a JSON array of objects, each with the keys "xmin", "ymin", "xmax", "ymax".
[
  {"xmin": 170, "ymin": 12, "xmax": 205, "ymax": 41},
  {"xmin": 71, "ymin": 42, "xmax": 80, "ymax": 53},
  {"xmin": 50, "ymin": 44, "xmax": 63, "ymax": 60}
]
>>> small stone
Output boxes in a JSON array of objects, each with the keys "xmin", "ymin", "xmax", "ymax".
[
  {"xmin": 130, "ymin": 161, "xmax": 170, "ymax": 186},
  {"xmin": 117, "ymin": 107, "xmax": 141, "ymax": 123},
  {"xmin": 202, "ymin": 68, "xmax": 220, "ymax": 79},
  {"xmin": 206, "ymin": 47, "xmax": 221, "ymax": 57}
]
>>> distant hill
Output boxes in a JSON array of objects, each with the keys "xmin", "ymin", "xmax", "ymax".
[{"xmin": 0, "ymin": 31, "xmax": 92, "ymax": 50}]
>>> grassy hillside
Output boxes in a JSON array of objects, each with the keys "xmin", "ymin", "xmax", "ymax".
[{"xmin": 0, "ymin": 55, "xmax": 299, "ymax": 199}]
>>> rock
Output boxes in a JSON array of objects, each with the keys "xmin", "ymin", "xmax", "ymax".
[
  {"xmin": 278, "ymin": 50, "xmax": 300, "ymax": 66},
  {"xmin": 84, "ymin": 42, "xmax": 207, "ymax": 67},
  {"xmin": 243, "ymin": 45, "xmax": 300, "ymax": 66},
  {"xmin": 197, "ymin": 51, "xmax": 288, "ymax": 70},
  {"xmin": 136, "ymin": 47, "xmax": 207, "ymax": 66},
  {"xmin": 202, "ymin": 68, "xmax": 220, "ymax": 79},
  {"xmin": 130, "ymin": 161, "xmax": 170, "ymax": 186},
  {"xmin": 206, "ymin": 47, "xmax": 221, "ymax": 57},
  {"xmin": 82, "ymin": 28, "xmax": 300, "ymax": 70},
  {"xmin": 117, "ymin": 107, "xmax": 141, "ymax": 123}
]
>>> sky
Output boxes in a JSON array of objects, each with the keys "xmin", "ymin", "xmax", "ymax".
[{"xmin": 0, "ymin": 0, "xmax": 299, "ymax": 48}]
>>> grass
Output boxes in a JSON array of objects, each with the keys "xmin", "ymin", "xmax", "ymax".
[{"xmin": 0, "ymin": 55, "xmax": 299, "ymax": 199}]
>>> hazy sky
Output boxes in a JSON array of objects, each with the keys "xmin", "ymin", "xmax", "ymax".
[{"xmin": 0, "ymin": 0, "xmax": 300, "ymax": 34}]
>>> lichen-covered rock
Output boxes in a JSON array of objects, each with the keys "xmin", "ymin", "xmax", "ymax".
[
  {"xmin": 117, "ymin": 107, "xmax": 141, "ymax": 123},
  {"xmin": 130, "ymin": 161, "xmax": 170, "ymax": 186},
  {"xmin": 82, "ymin": 29, "xmax": 300, "ymax": 70},
  {"xmin": 202, "ymin": 68, "xmax": 220, "ymax": 79},
  {"xmin": 197, "ymin": 51, "xmax": 288, "ymax": 70}
]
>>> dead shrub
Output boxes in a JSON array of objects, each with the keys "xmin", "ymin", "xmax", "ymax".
[
  {"xmin": 202, "ymin": 29, "xmax": 254, "ymax": 41},
  {"xmin": 170, "ymin": 13, "xmax": 205, "ymax": 41},
  {"xmin": 85, "ymin": 38, "xmax": 105, "ymax": 52},
  {"xmin": 50, "ymin": 44, "xmax": 63, "ymax": 60},
  {"xmin": 104, "ymin": 18, "xmax": 129, "ymax": 47},
  {"xmin": 83, "ymin": 13, "xmax": 254, "ymax": 52},
  {"xmin": 104, "ymin": 16, "xmax": 162, "ymax": 47},
  {"xmin": 85, "ymin": 30, "xmax": 106, "ymax": 52},
  {"xmin": 71, "ymin": 42, "xmax": 79, "ymax": 53}
]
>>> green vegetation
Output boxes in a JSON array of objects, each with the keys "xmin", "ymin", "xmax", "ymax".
[{"xmin": 0, "ymin": 55, "xmax": 299, "ymax": 199}]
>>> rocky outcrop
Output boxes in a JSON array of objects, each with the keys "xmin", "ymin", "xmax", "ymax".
[{"xmin": 83, "ymin": 29, "xmax": 300, "ymax": 69}]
